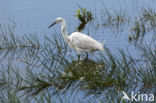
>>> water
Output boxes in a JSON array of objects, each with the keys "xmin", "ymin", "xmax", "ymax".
[
  {"xmin": 0, "ymin": 0, "xmax": 154, "ymax": 50},
  {"xmin": 0, "ymin": 0, "xmax": 156, "ymax": 103}
]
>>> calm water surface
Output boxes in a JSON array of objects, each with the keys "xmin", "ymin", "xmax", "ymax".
[
  {"xmin": 0, "ymin": 0, "xmax": 155, "ymax": 51},
  {"xmin": 0, "ymin": 0, "xmax": 155, "ymax": 102}
]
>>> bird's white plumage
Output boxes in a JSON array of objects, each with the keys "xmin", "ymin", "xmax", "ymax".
[
  {"xmin": 49, "ymin": 17, "xmax": 104, "ymax": 59},
  {"xmin": 69, "ymin": 32, "xmax": 104, "ymax": 52}
]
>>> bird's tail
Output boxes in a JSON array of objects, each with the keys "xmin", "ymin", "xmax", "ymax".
[{"xmin": 99, "ymin": 40, "xmax": 105, "ymax": 51}]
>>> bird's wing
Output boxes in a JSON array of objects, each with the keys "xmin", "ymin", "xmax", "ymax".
[{"xmin": 69, "ymin": 32, "xmax": 101, "ymax": 51}]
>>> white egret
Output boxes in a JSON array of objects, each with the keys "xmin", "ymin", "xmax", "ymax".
[{"xmin": 48, "ymin": 17, "xmax": 104, "ymax": 60}]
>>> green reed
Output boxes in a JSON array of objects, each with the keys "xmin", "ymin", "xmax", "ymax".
[{"xmin": 0, "ymin": 4, "xmax": 156, "ymax": 103}]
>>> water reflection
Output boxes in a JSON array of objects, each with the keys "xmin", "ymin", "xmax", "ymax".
[
  {"xmin": 55, "ymin": 60, "xmax": 105, "ymax": 91},
  {"xmin": 0, "ymin": 0, "xmax": 156, "ymax": 102}
]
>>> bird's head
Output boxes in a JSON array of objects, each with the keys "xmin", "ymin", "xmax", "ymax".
[{"xmin": 48, "ymin": 17, "xmax": 64, "ymax": 28}]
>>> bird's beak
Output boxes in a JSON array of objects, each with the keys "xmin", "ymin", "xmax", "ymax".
[{"xmin": 48, "ymin": 21, "xmax": 56, "ymax": 28}]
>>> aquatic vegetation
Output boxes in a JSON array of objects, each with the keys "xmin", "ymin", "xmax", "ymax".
[
  {"xmin": 129, "ymin": 7, "xmax": 156, "ymax": 43},
  {"xmin": 75, "ymin": 7, "xmax": 93, "ymax": 32},
  {"xmin": 100, "ymin": 8, "xmax": 129, "ymax": 33},
  {"xmin": 93, "ymin": 3, "xmax": 156, "ymax": 44},
  {"xmin": 0, "ymin": 24, "xmax": 155, "ymax": 102},
  {"xmin": 0, "ymin": 3, "xmax": 156, "ymax": 103}
]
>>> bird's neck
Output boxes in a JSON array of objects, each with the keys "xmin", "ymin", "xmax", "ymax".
[{"xmin": 60, "ymin": 21, "xmax": 69, "ymax": 42}]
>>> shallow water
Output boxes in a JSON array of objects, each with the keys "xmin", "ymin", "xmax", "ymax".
[
  {"xmin": 0, "ymin": 0, "xmax": 156, "ymax": 103},
  {"xmin": 0, "ymin": 0, "xmax": 154, "ymax": 52}
]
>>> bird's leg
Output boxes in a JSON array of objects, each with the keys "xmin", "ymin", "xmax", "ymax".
[
  {"xmin": 85, "ymin": 52, "xmax": 88, "ymax": 61},
  {"xmin": 78, "ymin": 54, "xmax": 80, "ymax": 60},
  {"xmin": 77, "ymin": 51, "xmax": 81, "ymax": 61}
]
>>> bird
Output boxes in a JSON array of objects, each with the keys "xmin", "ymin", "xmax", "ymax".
[{"xmin": 48, "ymin": 17, "xmax": 104, "ymax": 60}]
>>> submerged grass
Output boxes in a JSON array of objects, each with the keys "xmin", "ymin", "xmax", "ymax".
[
  {"xmin": 93, "ymin": 3, "xmax": 156, "ymax": 44},
  {"xmin": 0, "ymin": 2, "xmax": 156, "ymax": 103},
  {"xmin": 0, "ymin": 25, "xmax": 155, "ymax": 102}
]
